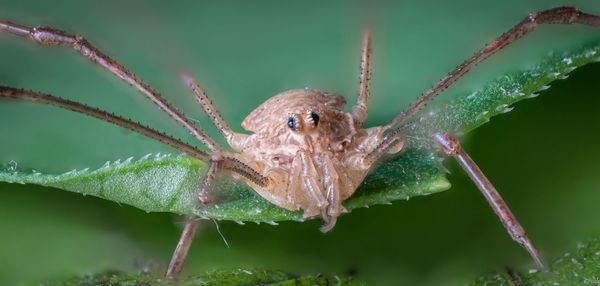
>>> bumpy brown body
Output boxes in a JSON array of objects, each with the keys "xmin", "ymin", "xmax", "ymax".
[{"xmin": 226, "ymin": 89, "xmax": 398, "ymax": 231}]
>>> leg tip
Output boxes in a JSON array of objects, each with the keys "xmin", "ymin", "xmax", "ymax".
[{"xmin": 522, "ymin": 239, "xmax": 546, "ymax": 270}]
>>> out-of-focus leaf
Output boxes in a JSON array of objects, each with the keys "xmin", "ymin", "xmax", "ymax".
[
  {"xmin": 1, "ymin": 42, "xmax": 599, "ymax": 222},
  {"xmin": 41, "ymin": 268, "xmax": 371, "ymax": 286},
  {"xmin": 466, "ymin": 237, "xmax": 600, "ymax": 285}
]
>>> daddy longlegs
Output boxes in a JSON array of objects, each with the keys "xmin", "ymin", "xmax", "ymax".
[{"xmin": 1, "ymin": 6, "xmax": 599, "ymax": 279}]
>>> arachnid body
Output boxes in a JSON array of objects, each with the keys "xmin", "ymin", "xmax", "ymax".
[
  {"xmin": 227, "ymin": 88, "xmax": 395, "ymax": 228},
  {"xmin": 1, "ymin": 6, "xmax": 599, "ymax": 279}
]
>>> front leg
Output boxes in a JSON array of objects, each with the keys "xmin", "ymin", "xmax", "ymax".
[
  {"xmin": 349, "ymin": 29, "xmax": 372, "ymax": 127},
  {"xmin": 434, "ymin": 133, "xmax": 545, "ymax": 269},
  {"xmin": 181, "ymin": 74, "xmax": 250, "ymax": 152}
]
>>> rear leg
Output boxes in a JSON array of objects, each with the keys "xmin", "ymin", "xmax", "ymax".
[
  {"xmin": 434, "ymin": 133, "xmax": 545, "ymax": 269},
  {"xmin": 386, "ymin": 7, "xmax": 600, "ymax": 129},
  {"xmin": 165, "ymin": 157, "xmax": 221, "ymax": 279},
  {"xmin": 165, "ymin": 219, "xmax": 201, "ymax": 280}
]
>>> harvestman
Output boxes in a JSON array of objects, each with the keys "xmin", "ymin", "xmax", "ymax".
[{"xmin": 0, "ymin": 6, "xmax": 599, "ymax": 279}]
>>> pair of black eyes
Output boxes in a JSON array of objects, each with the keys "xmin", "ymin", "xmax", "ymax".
[{"xmin": 287, "ymin": 112, "xmax": 320, "ymax": 130}]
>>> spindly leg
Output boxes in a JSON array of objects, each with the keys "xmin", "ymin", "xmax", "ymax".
[
  {"xmin": 0, "ymin": 86, "xmax": 271, "ymax": 204},
  {"xmin": 434, "ymin": 133, "xmax": 545, "ymax": 269},
  {"xmin": 0, "ymin": 20, "xmax": 223, "ymax": 152},
  {"xmin": 349, "ymin": 29, "xmax": 372, "ymax": 126},
  {"xmin": 165, "ymin": 220, "xmax": 200, "ymax": 279},
  {"xmin": 0, "ymin": 86, "xmax": 209, "ymax": 161},
  {"xmin": 386, "ymin": 6, "xmax": 600, "ymax": 129},
  {"xmin": 166, "ymin": 158, "xmax": 220, "ymax": 279},
  {"xmin": 181, "ymin": 74, "xmax": 250, "ymax": 152}
]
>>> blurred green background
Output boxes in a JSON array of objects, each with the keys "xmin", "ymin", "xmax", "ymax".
[{"xmin": 1, "ymin": 1, "xmax": 600, "ymax": 285}]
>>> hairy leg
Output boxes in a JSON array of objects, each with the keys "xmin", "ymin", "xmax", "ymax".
[
  {"xmin": 0, "ymin": 20, "xmax": 222, "ymax": 152},
  {"xmin": 349, "ymin": 29, "xmax": 372, "ymax": 126},
  {"xmin": 386, "ymin": 6, "xmax": 600, "ymax": 129},
  {"xmin": 181, "ymin": 74, "xmax": 250, "ymax": 151},
  {"xmin": 434, "ymin": 133, "xmax": 545, "ymax": 269},
  {"xmin": 0, "ymin": 86, "xmax": 209, "ymax": 160}
]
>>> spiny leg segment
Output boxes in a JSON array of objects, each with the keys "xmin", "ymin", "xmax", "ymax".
[
  {"xmin": 182, "ymin": 74, "xmax": 236, "ymax": 141},
  {"xmin": 346, "ymin": 29, "xmax": 408, "ymax": 166},
  {"xmin": 0, "ymin": 87, "xmax": 209, "ymax": 161},
  {"xmin": 386, "ymin": 6, "xmax": 600, "ymax": 130},
  {"xmin": 349, "ymin": 29, "xmax": 372, "ymax": 127},
  {"xmin": 434, "ymin": 133, "xmax": 545, "ymax": 269},
  {"xmin": 181, "ymin": 74, "xmax": 250, "ymax": 152}
]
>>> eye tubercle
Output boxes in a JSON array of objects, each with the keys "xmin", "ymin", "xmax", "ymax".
[
  {"xmin": 310, "ymin": 111, "xmax": 320, "ymax": 127},
  {"xmin": 287, "ymin": 115, "xmax": 300, "ymax": 131}
]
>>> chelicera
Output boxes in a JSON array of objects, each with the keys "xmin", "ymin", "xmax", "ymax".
[{"xmin": 1, "ymin": 6, "xmax": 599, "ymax": 280}]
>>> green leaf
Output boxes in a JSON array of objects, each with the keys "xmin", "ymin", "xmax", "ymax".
[
  {"xmin": 39, "ymin": 236, "xmax": 600, "ymax": 285},
  {"xmin": 466, "ymin": 237, "xmax": 600, "ymax": 285},
  {"xmin": 2, "ymin": 42, "xmax": 600, "ymax": 223},
  {"xmin": 42, "ymin": 268, "xmax": 371, "ymax": 286},
  {"xmin": 408, "ymin": 42, "xmax": 600, "ymax": 137}
]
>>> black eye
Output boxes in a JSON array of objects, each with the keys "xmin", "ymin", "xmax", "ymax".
[
  {"xmin": 310, "ymin": 111, "xmax": 320, "ymax": 127},
  {"xmin": 287, "ymin": 116, "xmax": 297, "ymax": 130}
]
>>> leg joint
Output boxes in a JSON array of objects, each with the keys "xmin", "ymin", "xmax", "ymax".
[
  {"xmin": 433, "ymin": 133, "xmax": 461, "ymax": 156},
  {"xmin": 31, "ymin": 26, "xmax": 76, "ymax": 46}
]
